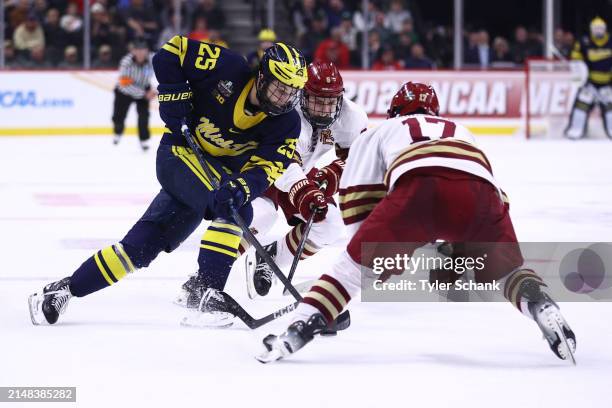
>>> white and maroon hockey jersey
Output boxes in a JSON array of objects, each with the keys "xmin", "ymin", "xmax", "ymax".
[
  {"xmin": 339, "ymin": 114, "xmax": 507, "ymax": 233},
  {"xmin": 274, "ymin": 97, "xmax": 369, "ymax": 193}
]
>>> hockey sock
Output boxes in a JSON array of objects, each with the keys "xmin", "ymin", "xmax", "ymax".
[
  {"xmin": 70, "ymin": 243, "xmax": 136, "ymax": 297},
  {"xmin": 282, "ymin": 223, "xmax": 320, "ymax": 263},
  {"xmin": 301, "ymin": 274, "xmax": 352, "ymax": 324},
  {"xmin": 198, "ymin": 220, "xmax": 243, "ymax": 290},
  {"xmin": 503, "ymin": 268, "xmax": 549, "ymax": 318}
]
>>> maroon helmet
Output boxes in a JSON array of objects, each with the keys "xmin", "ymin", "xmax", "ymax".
[
  {"xmin": 301, "ymin": 61, "xmax": 344, "ymax": 128},
  {"xmin": 387, "ymin": 82, "xmax": 440, "ymax": 118}
]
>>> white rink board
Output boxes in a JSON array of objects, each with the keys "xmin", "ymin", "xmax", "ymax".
[{"xmin": 1, "ymin": 135, "xmax": 612, "ymax": 408}]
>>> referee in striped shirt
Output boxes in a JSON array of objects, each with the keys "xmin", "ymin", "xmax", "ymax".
[{"xmin": 112, "ymin": 39, "xmax": 156, "ymax": 151}]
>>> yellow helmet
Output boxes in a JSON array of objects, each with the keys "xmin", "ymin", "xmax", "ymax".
[
  {"xmin": 256, "ymin": 42, "xmax": 308, "ymax": 116},
  {"xmin": 258, "ymin": 28, "xmax": 277, "ymax": 42}
]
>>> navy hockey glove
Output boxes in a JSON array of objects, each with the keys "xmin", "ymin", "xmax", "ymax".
[
  {"xmin": 213, "ymin": 177, "xmax": 251, "ymax": 219},
  {"xmin": 157, "ymin": 82, "xmax": 193, "ymax": 133}
]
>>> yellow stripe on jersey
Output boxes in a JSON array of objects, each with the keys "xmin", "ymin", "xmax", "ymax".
[
  {"xmin": 240, "ymin": 155, "xmax": 285, "ymax": 184},
  {"xmin": 212, "ymin": 222, "xmax": 242, "ymax": 233},
  {"xmin": 162, "ymin": 35, "xmax": 189, "ymax": 66},
  {"xmin": 340, "ymin": 203, "xmax": 379, "ymax": 221},
  {"xmin": 171, "ymin": 146, "xmax": 215, "ymax": 191},
  {"xmin": 341, "ymin": 190, "xmax": 387, "ymax": 203},
  {"xmin": 233, "ymin": 78, "xmax": 267, "ymax": 130}
]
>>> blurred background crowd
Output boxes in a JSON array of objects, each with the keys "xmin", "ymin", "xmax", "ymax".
[{"xmin": 0, "ymin": 0, "xmax": 607, "ymax": 70}]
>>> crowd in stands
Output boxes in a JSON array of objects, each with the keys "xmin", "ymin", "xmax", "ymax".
[
  {"xmin": 2, "ymin": 0, "xmax": 576, "ymax": 70},
  {"xmin": 2, "ymin": 0, "xmax": 227, "ymax": 68}
]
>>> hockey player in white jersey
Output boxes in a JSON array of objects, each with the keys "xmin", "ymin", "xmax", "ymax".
[
  {"xmin": 257, "ymin": 82, "xmax": 576, "ymax": 363},
  {"xmin": 176, "ymin": 61, "xmax": 368, "ymax": 307}
]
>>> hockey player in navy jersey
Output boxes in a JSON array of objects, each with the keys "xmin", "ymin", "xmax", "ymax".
[{"xmin": 28, "ymin": 38, "xmax": 308, "ymax": 326}]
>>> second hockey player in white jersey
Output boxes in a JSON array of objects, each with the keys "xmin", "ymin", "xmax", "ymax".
[{"xmin": 176, "ymin": 61, "xmax": 368, "ymax": 307}]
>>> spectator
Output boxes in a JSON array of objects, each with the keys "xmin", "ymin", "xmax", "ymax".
[
  {"xmin": 91, "ymin": 3, "xmax": 113, "ymax": 48},
  {"xmin": 60, "ymin": 2, "xmax": 83, "ymax": 33},
  {"xmin": 393, "ymin": 32, "xmax": 414, "ymax": 61},
  {"xmin": 298, "ymin": 10, "xmax": 329, "ymax": 62},
  {"xmin": 372, "ymin": 11, "xmax": 393, "ymax": 44},
  {"xmin": 32, "ymin": 0, "xmax": 49, "ymax": 22},
  {"xmin": 246, "ymin": 28, "xmax": 276, "ymax": 70},
  {"xmin": 511, "ymin": 26, "xmax": 542, "ymax": 64},
  {"xmin": 337, "ymin": 11, "xmax": 359, "ymax": 65},
  {"xmin": 123, "ymin": 0, "xmax": 160, "ymax": 45},
  {"xmin": 92, "ymin": 44, "xmax": 115, "ymax": 68},
  {"xmin": 371, "ymin": 45, "xmax": 402, "ymax": 70},
  {"xmin": 404, "ymin": 43, "xmax": 433, "ymax": 69},
  {"xmin": 398, "ymin": 17, "xmax": 419, "ymax": 45},
  {"xmin": 293, "ymin": 0, "xmax": 321, "ymax": 38},
  {"xmin": 20, "ymin": 45, "xmax": 53, "ymax": 68},
  {"xmin": 7, "ymin": 0, "xmax": 30, "ymax": 38},
  {"xmin": 13, "ymin": 13, "xmax": 45, "ymax": 53},
  {"xmin": 385, "ymin": 0, "xmax": 412, "ymax": 33},
  {"xmin": 57, "ymin": 45, "xmax": 81, "ymax": 68},
  {"xmin": 43, "ymin": 8, "xmax": 67, "ymax": 65},
  {"xmin": 60, "ymin": 2, "xmax": 84, "ymax": 47},
  {"xmin": 353, "ymin": 1, "xmax": 378, "ymax": 32},
  {"xmin": 325, "ymin": 0, "xmax": 348, "ymax": 30},
  {"xmin": 491, "ymin": 36, "xmax": 512, "ymax": 64},
  {"xmin": 314, "ymin": 27, "xmax": 351, "ymax": 68},
  {"xmin": 191, "ymin": 0, "xmax": 226, "ymax": 31},
  {"xmin": 188, "ymin": 16, "xmax": 209, "ymax": 42},
  {"xmin": 367, "ymin": 30, "xmax": 383, "ymax": 66},
  {"xmin": 423, "ymin": 25, "xmax": 453, "ymax": 68},
  {"xmin": 465, "ymin": 30, "xmax": 493, "ymax": 68}
]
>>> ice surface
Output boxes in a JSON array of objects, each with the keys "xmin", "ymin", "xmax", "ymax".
[{"xmin": 1, "ymin": 135, "xmax": 611, "ymax": 408}]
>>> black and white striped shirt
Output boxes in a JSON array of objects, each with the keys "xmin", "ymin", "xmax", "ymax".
[{"xmin": 117, "ymin": 54, "xmax": 153, "ymax": 99}]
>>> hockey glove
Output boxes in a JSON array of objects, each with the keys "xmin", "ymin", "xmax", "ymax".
[
  {"xmin": 289, "ymin": 179, "xmax": 328, "ymax": 222},
  {"xmin": 312, "ymin": 159, "xmax": 344, "ymax": 197},
  {"xmin": 157, "ymin": 82, "xmax": 193, "ymax": 133},
  {"xmin": 213, "ymin": 177, "xmax": 251, "ymax": 220}
]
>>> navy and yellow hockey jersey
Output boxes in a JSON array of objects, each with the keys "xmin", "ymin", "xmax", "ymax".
[
  {"xmin": 152, "ymin": 36, "xmax": 301, "ymax": 201},
  {"xmin": 571, "ymin": 34, "xmax": 612, "ymax": 86}
]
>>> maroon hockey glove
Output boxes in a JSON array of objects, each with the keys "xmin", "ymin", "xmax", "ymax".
[
  {"xmin": 312, "ymin": 159, "xmax": 344, "ymax": 197},
  {"xmin": 289, "ymin": 179, "xmax": 328, "ymax": 222}
]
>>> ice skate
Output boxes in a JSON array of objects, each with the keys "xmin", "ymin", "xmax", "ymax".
[
  {"xmin": 174, "ymin": 272, "xmax": 198, "ymax": 308},
  {"xmin": 245, "ymin": 242, "xmax": 277, "ymax": 299},
  {"xmin": 180, "ymin": 276, "xmax": 235, "ymax": 328},
  {"xmin": 256, "ymin": 313, "xmax": 328, "ymax": 363},
  {"xmin": 564, "ymin": 127, "xmax": 584, "ymax": 140},
  {"xmin": 140, "ymin": 139, "xmax": 150, "ymax": 151},
  {"xmin": 113, "ymin": 134, "xmax": 122, "ymax": 145},
  {"xmin": 28, "ymin": 277, "xmax": 73, "ymax": 325},
  {"xmin": 528, "ymin": 295, "xmax": 577, "ymax": 364}
]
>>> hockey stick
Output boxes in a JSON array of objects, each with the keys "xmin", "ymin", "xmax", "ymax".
[
  {"xmin": 220, "ymin": 291, "xmax": 299, "ymax": 329},
  {"xmin": 282, "ymin": 211, "xmax": 316, "ymax": 295},
  {"xmin": 181, "ymin": 123, "xmax": 302, "ymax": 301}
]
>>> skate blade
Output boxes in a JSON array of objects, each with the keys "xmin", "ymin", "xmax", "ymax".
[
  {"xmin": 245, "ymin": 254, "xmax": 259, "ymax": 300},
  {"xmin": 553, "ymin": 320, "xmax": 577, "ymax": 365},
  {"xmin": 28, "ymin": 293, "xmax": 45, "ymax": 326},
  {"xmin": 255, "ymin": 347, "xmax": 284, "ymax": 364},
  {"xmin": 180, "ymin": 311, "xmax": 234, "ymax": 329}
]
